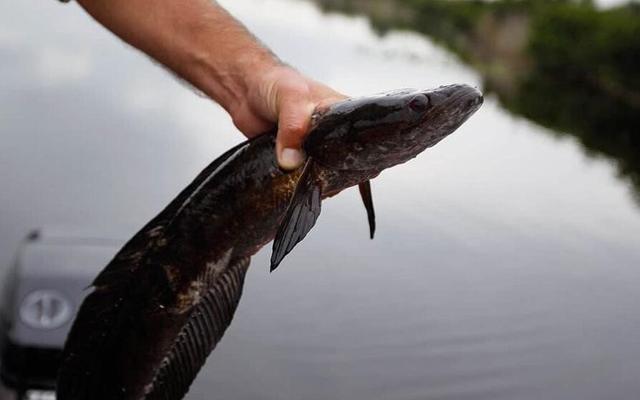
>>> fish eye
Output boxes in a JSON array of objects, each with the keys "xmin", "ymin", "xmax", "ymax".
[{"xmin": 408, "ymin": 94, "xmax": 429, "ymax": 112}]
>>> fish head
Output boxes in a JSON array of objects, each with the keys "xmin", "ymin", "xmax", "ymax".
[{"xmin": 305, "ymin": 84, "xmax": 483, "ymax": 174}]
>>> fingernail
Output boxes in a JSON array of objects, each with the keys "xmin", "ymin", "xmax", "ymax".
[
  {"xmin": 306, "ymin": 102, "xmax": 316, "ymax": 114},
  {"xmin": 279, "ymin": 148, "xmax": 305, "ymax": 170}
]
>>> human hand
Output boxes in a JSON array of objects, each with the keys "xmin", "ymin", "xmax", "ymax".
[{"xmin": 229, "ymin": 65, "xmax": 346, "ymax": 170}]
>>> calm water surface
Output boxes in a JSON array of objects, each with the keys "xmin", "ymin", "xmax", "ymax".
[{"xmin": 1, "ymin": 0, "xmax": 640, "ymax": 399}]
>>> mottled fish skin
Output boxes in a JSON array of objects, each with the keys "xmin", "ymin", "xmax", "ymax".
[{"xmin": 57, "ymin": 84, "xmax": 483, "ymax": 400}]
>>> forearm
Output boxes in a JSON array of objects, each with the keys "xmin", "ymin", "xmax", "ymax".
[
  {"xmin": 76, "ymin": 0, "xmax": 345, "ymax": 170},
  {"xmin": 76, "ymin": 0, "xmax": 280, "ymax": 113}
]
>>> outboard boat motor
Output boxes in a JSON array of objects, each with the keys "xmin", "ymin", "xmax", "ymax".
[{"xmin": 0, "ymin": 230, "xmax": 119, "ymax": 400}]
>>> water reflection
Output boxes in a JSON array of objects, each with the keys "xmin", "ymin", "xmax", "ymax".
[
  {"xmin": 310, "ymin": 0, "xmax": 640, "ymax": 207},
  {"xmin": 1, "ymin": 0, "xmax": 640, "ymax": 399}
]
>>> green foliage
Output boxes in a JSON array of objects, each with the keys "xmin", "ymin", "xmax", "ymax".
[
  {"xmin": 513, "ymin": 1, "xmax": 640, "ymax": 200},
  {"xmin": 390, "ymin": 0, "xmax": 487, "ymax": 58}
]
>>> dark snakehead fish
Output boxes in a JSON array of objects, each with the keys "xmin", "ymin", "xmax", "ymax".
[{"xmin": 57, "ymin": 84, "xmax": 483, "ymax": 400}]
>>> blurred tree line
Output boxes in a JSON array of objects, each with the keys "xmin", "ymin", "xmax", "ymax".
[{"xmin": 313, "ymin": 0, "xmax": 640, "ymax": 203}]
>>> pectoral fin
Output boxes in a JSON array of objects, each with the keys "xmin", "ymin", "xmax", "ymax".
[
  {"xmin": 358, "ymin": 180, "xmax": 376, "ymax": 239},
  {"xmin": 271, "ymin": 158, "xmax": 322, "ymax": 272}
]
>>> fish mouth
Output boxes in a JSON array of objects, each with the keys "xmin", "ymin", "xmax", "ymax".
[
  {"xmin": 420, "ymin": 84, "xmax": 483, "ymax": 130},
  {"xmin": 427, "ymin": 84, "xmax": 483, "ymax": 112}
]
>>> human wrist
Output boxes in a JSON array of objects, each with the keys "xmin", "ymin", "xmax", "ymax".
[{"xmin": 225, "ymin": 52, "xmax": 283, "ymax": 116}]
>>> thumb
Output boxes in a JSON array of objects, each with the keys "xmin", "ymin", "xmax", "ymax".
[{"xmin": 275, "ymin": 101, "xmax": 315, "ymax": 170}]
